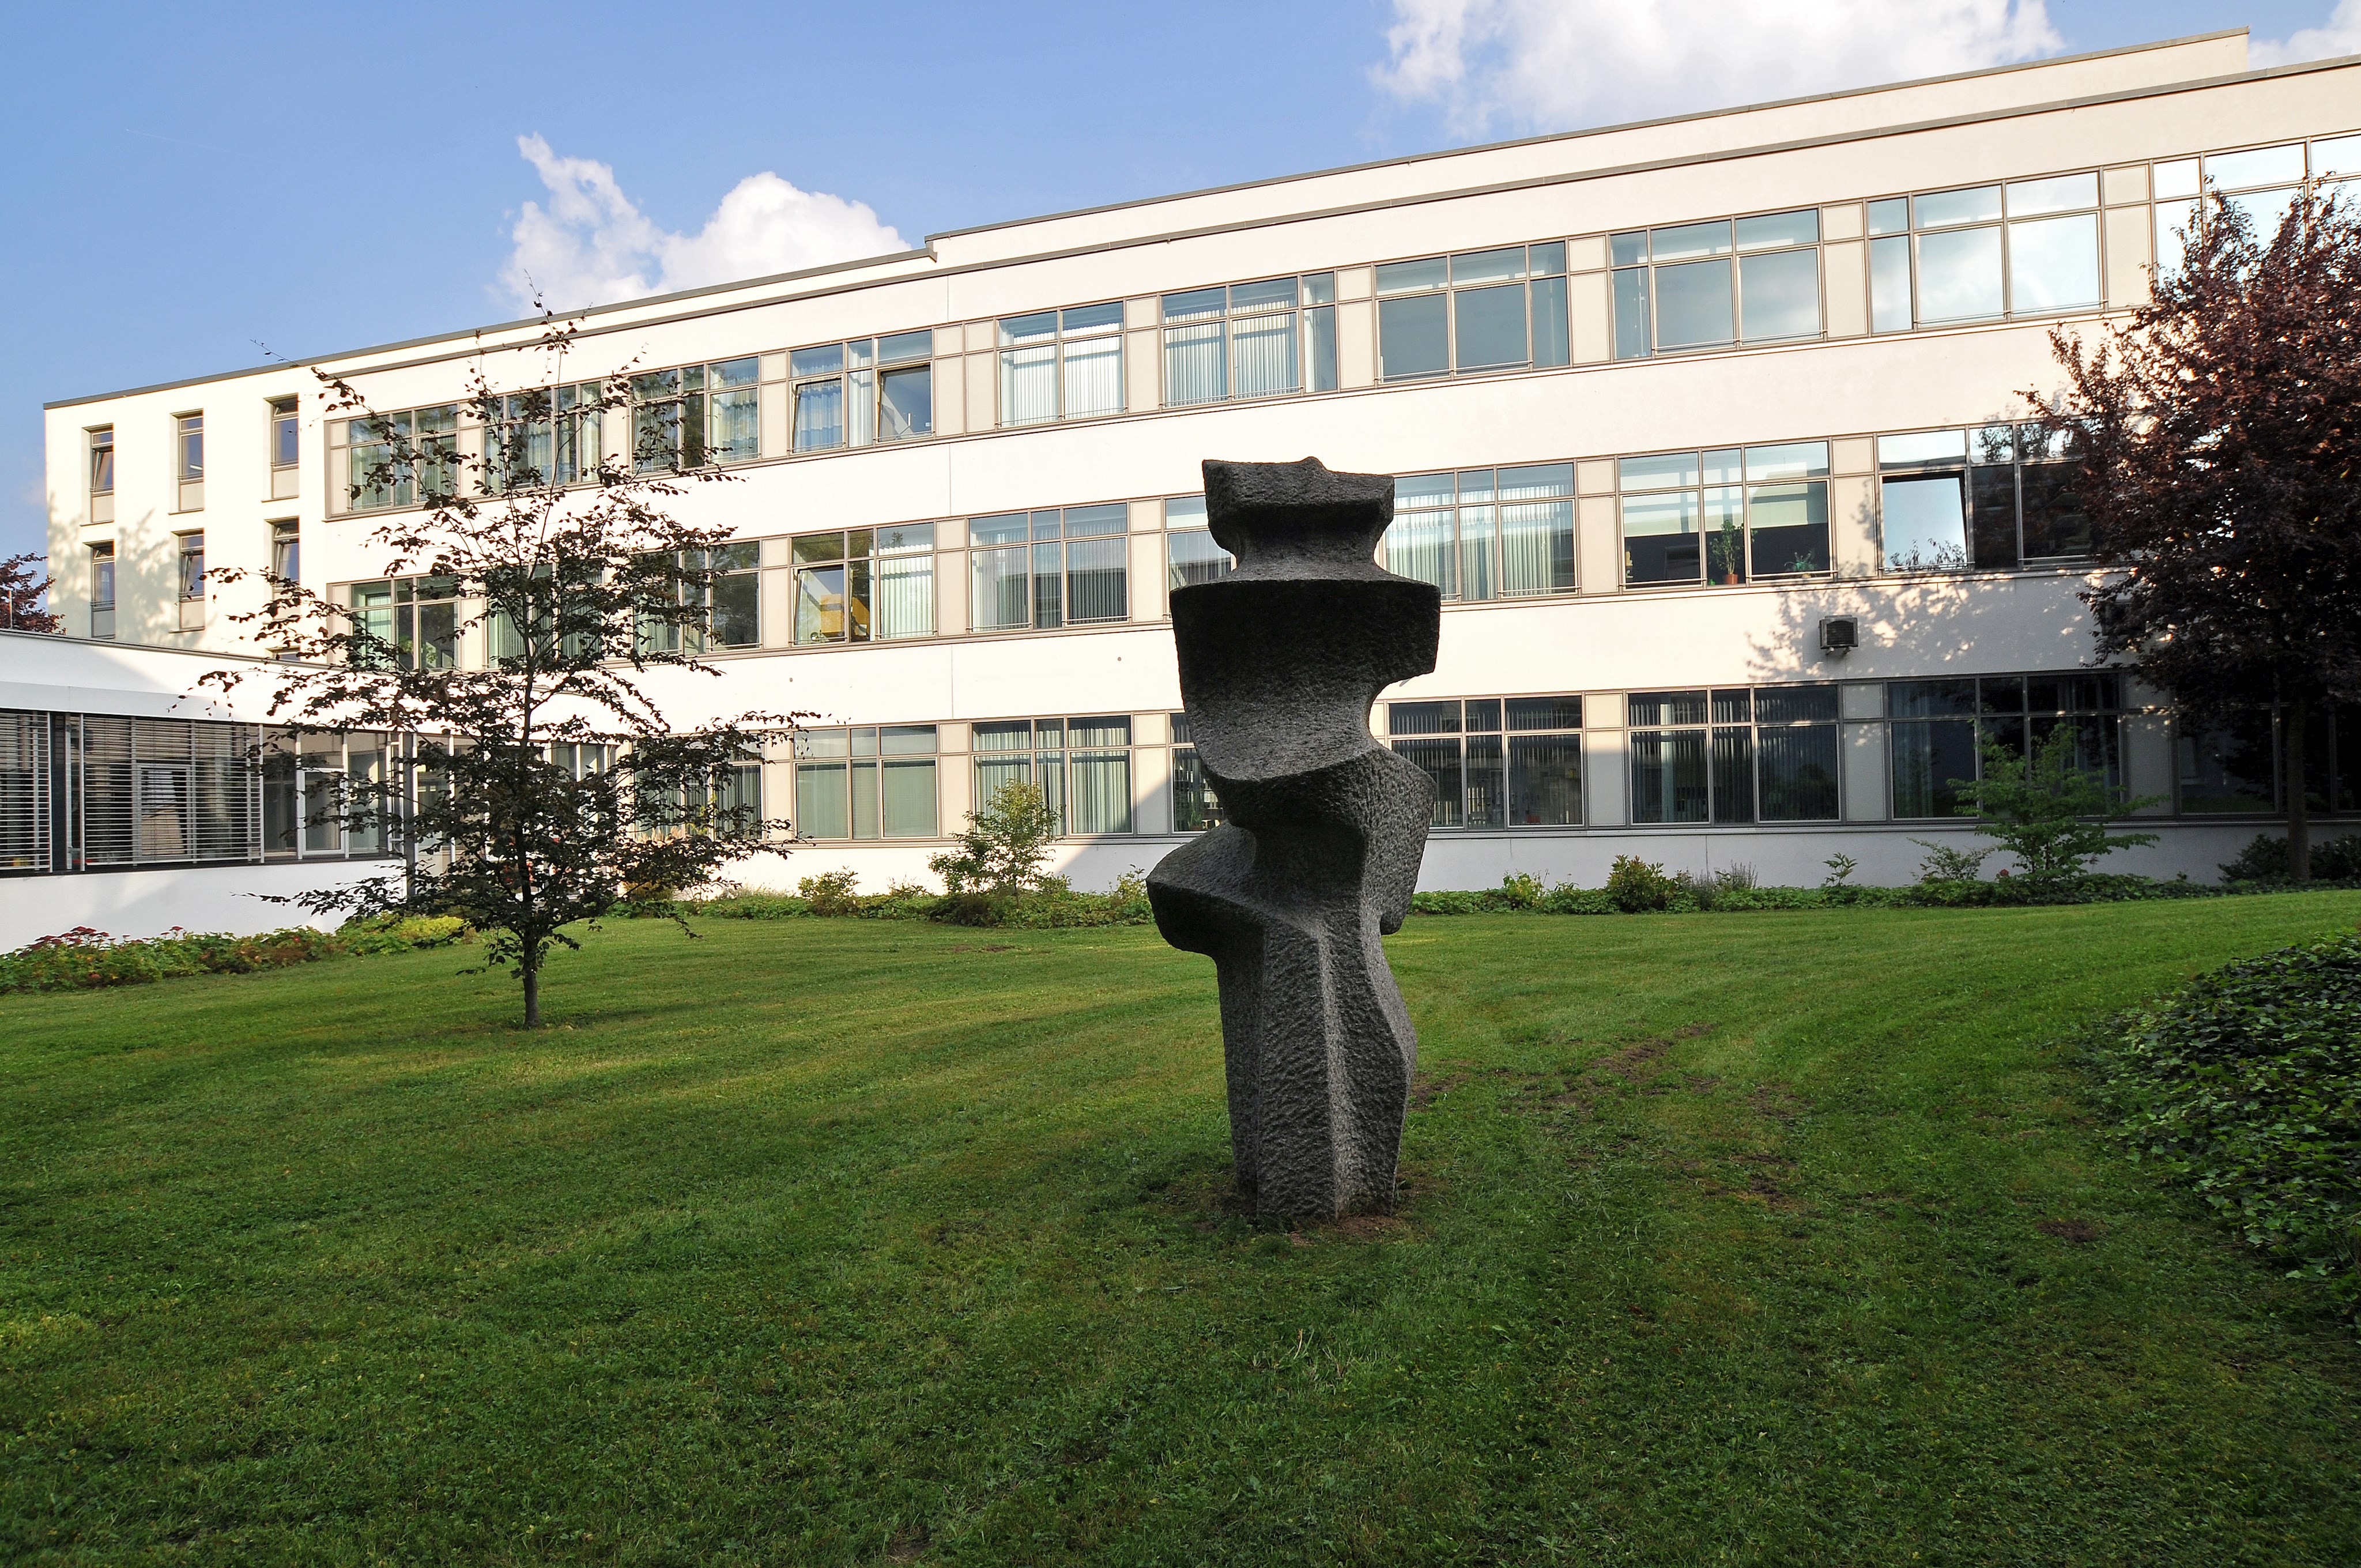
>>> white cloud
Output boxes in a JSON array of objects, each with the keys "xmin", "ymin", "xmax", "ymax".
[
  {"xmin": 500, "ymin": 135, "xmax": 907, "ymax": 313},
  {"xmin": 1373, "ymin": 0, "xmax": 2063, "ymax": 135},
  {"xmin": 2252, "ymin": 0, "xmax": 2361, "ymax": 66}
]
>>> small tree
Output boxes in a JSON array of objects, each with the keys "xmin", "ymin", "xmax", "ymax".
[
  {"xmin": 929, "ymin": 779, "xmax": 1063, "ymax": 895},
  {"xmin": 205, "ymin": 311, "xmax": 788, "ymax": 1026},
  {"xmin": 1954, "ymin": 728, "xmax": 2161, "ymax": 887},
  {"xmin": 0, "ymin": 553, "xmax": 59, "ymax": 633},
  {"xmin": 2033, "ymin": 180, "xmax": 2361, "ymax": 879}
]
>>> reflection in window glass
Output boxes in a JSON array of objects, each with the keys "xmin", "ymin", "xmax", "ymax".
[
  {"xmin": 1738, "ymin": 248, "xmax": 1820, "ymax": 340},
  {"xmin": 1654, "ymin": 259, "xmax": 1734, "ymax": 349},
  {"xmin": 1915, "ymin": 226, "xmax": 2004, "ymax": 322},
  {"xmin": 2009, "ymin": 213, "xmax": 2100, "ymax": 311}
]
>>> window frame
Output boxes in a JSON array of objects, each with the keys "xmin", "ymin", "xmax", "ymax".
[
  {"xmin": 1374, "ymin": 243, "xmax": 1570, "ymax": 382},
  {"xmin": 1863, "ymin": 167, "xmax": 2103, "ymax": 333},
  {"xmin": 790, "ymin": 331, "xmax": 935, "ymax": 452},
  {"xmin": 1159, "ymin": 272, "xmax": 1340, "ymax": 406},
  {"xmin": 964, "ymin": 506, "xmax": 1129, "ymax": 634},
  {"xmin": 1384, "ymin": 695, "xmax": 1586, "ymax": 829},
  {"xmin": 997, "ymin": 303, "xmax": 1126, "ymax": 427},
  {"xmin": 1616, "ymin": 443, "xmax": 1832, "ymax": 589},
  {"xmin": 1611, "ymin": 209, "xmax": 1825, "ymax": 359},
  {"xmin": 790, "ymin": 725, "xmax": 941, "ymax": 841},
  {"xmin": 970, "ymin": 715, "xmax": 1137, "ymax": 836},
  {"xmin": 1627, "ymin": 685, "xmax": 1842, "ymax": 826}
]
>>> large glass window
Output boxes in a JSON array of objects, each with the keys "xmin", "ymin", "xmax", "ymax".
[
  {"xmin": 791, "ymin": 331, "xmax": 934, "ymax": 452},
  {"xmin": 1376, "ymin": 244, "xmax": 1568, "ymax": 381},
  {"xmin": 1889, "ymin": 673, "xmax": 2121, "ymax": 819},
  {"xmin": 2153, "ymin": 141, "xmax": 2326, "ymax": 275},
  {"xmin": 487, "ymin": 382, "xmax": 604, "ymax": 491},
  {"xmin": 1385, "ymin": 465, "xmax": 1575, "ymax": 602},
  {"xmin": 1630, "ymin": 687, "xmax": 1837, "ymax": 824},
  {"xmin": 791, "ymin": 524, "xmax": 935, "ymax": 645},
  {"xmin": 1619, "ymin": 443, "xmax": 1828, "ymax": 587},
  {"xmin": 1879, "ymin": 424, "xmax": 2087, "ymax": 571},
  {"xmin": 972, "ymin": 717, "xmax": 1133, "ymax": 835},
  {"xmin": 1387, "ymin": 696, "xmax": 1583, "ymax": 828},
  {"xmin": 999, "ymin": 303, "xmax": 1123, "ymax": 426},
  {"xmin": 262, "ymin": 730, "xmax": 395, "ymax": 860},
  {"xmin": 793, "ymin": 725, "xmax": 938, "ymax": 840},
  {"xmin": 638, "ymin": 542, "xmax": 761, "ymax": 653},
  {"xmin": 1162, "ymin": 273, "xmax": 1337, "ymax": 405},
  {"xmin": 1869, "ymin": 173, "xmax": 2098, "ymax": 330},
  {"xmin": 350, "ymin": 576, "xmax": 459, "ymax": 670},
  {"xmin": 968, "ymin": 505, "xmax": 1126, "ymax": 632},
  {"xmin": 1163, "ymin": 496, "xmax": 1236, "ymax": 593},
  {"xmin": 632, "ymin": 358, "xmax": 760, "ymax": 472},
  {"xmin": 1169, "ymin": 712, "xmax": 1223, "ymax": 831},
  {"xmin": 335, "ymin": 404, "xmax": 458, "ymax": 512},
  {"xmin": 1611, "ymin": 211, "xmax": 1820, "ymax": 358}
]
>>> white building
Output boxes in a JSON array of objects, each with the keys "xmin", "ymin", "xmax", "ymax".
[{"xmin": 24, "ymin": 29, "xmax": 2361, "ymax": 944}]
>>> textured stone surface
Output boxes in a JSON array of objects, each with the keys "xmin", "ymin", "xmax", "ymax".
[{"xmin": 1148, "ymin": 457, "xmax": 1440, "ymax": 1220}]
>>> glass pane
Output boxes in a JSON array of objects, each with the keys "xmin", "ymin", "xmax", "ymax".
[
  {"xmin": 1620, "ymin": 451, "xmax": 1698, "ymax": 491},
  {"xmin": 1651, "ymin": 221, "xmax": 1732, "ymax": 261},
  {"xmin": 1304, "ymin": 304, "xmax": 1339, "ymax": 391},
  {"xmin": 1609, "ymin": 231, "xmax": 1647, "ymax": 266},
  {"xmin": 1454, "ymin": 282, "xmax": 1529, "ymax": 370},
  {"xmin": 1164, "ymin": 286, "xmax": 1225, "ymax": 323},
  {"xmin": 1499, "ymin": 463, "xmax": 1572, "ymax": 499},
  {"xmin": 998, "ymin": 311, "xmax": 1057, "ymax": 348},
  {"xmin": 1451, "ymin": 246, "xmax": 1525, "ymax": 284},
  {"xmin": 1396, "ymin": 470, "xmax": 1457, "ymax": 509},
  {"xmin": 1068, "ymin": 751, "xmax": 1132, "ymax": 834},
  {"xmin": 1892, "ymin": 719, "xmax": 1979, "ymax": 817},
  {"xmin": 1168, "ymin": 529, "xmax": 1236, "ymax": 590},
  {"xmin": 1232, "ymin": 304, "xmax": 1299, "ymax": 397},
  {"xmin": 1969, "ymin": 465, "xmax": 2018, "ymax": 568},
  {"xmin": 1612, "ymin": 269, "xmax": 1651, "ymax": 360},
  {"xmin": 1171, "ymin": 746, "xmax": 1221, "ymax": 831},
  {"xmin": 1464, "ymin": 699, "xmax": 1502, "ymax": 733},
  {"xmin": 1870, "ymin": 234, "xmax": 1913, "ymax": 333},
  {"xmin": 2151, "ymin": 158, "xmax": 2200, "ymax": 199},
  {"xmin": 790, "ymin": 344, "xmax": 844, "ymax": 379},
  {"xmin": 1228, "ymin": 276, "xmax": 1298, "ymax": 314},
  {"xmin": 1745, "ymin": 442, "xmax": 1828, "ymax": 481},
  {"xmin": 2314, "ymin": 133, "xmax": 2361, "ymax": 179},
  {"xmin": 1758, "ymin": 725, "xmax": 1840, "ymax": 820},
  {"xmin": 792, "ymin": 532, "xmax": 844, "ymax": 565},
  {"xmin": 1529, "ymin": 241, "xmax": 1567, "ymax": 277},
  {"xmin": 2205, "ymin": 143, "xmax": 2305, "ymax": 190},
  {"xmin": 710, "ymin": 387, "xmax": 760, "ymax": 461},
  {"xmin": 1628, "ymin": 691, "xmax": 1707, "ymax": 726},
  {"xmin": 1032, "ymin": 541, "xmax": 1063, "ymax": 628},
  {"xmin": 1000, "ymin": 344, "xmax": 1057, "ymax": 426},
  {"xmin": 1061, "ymin": 332, "xmax": 1122, "ymax": 419},
  {"xmin": 1711, "ymin": 727, "xmax": 1755, "ymax": 824},
  {"xmin": 973, "ymin": 722, "xmax": 1032, "ymax": 753},
  {"xmin": 880, "ymin": 365, "xmax": 932, "ymax": 440},
  {"xmin": 1867, "ymin": 198, "xmax": 1909, "ymax": 236},
  {"xmin": 1506, "ymin": 696, "xmax": 1582, "ymax": 731},
  {"xmin": 1065, "ymin": 537, "xmax": 1127, "ymax": 623},
  {"xmin": 2020, "ymin": 463, "xmax": 2090, "ymax": 558},
  {"xmin": 1503, "ymin": 735, "xmax": 1579, "ymax": 826},
  {"xmin": 2009, "ymin": 213, "xmax": 2099, "ymax": 311},
  {"xmin": 1749, "ymin": 482, "xmax": 1829, "ymax": 577},
  {"xmin": 1916, "ymin": 227, "xmax": 2004, "ymax": 321},
  {"xmin": 1704, "ymin": 487, "xmax": 1745, "ymax": 585},
  {"xmin": 1379, "ymin": 293, "xmax": 1449, "ymax": 379},
  {"xmin": 1465, "ymin": 736, "xmax": 1505, "ymax": 827},
  {"xmin": 1738, "ymin": 248, "xmax": 1820, "ymax": 340},
  {"xmin": 1889, "ymin": 680, "xmax": 1978, "ymax": 718},
  {"xmin": 796, "ymin": 761, "xmax": 848, "ymax": 839},
  {"xmin": 1736, "ymin": 209, "xmax": 1819, "ymax": 250},
  {"xmin": 1388, "ymin": 701, "xmax": 1460, "ymax": 736},
  {"xmin": 2007, "ymin": 172, "xmax": 2098, "ymax": 216},
  {"xmin": 1303, "ymin": 272, "xmax": 1337, "ymax": 304},
  {"xmin": 1622, "ymin": 491, "xmax": 1700, "ymax": 585},
  {"xmin": 1499, "ymin": 499, "xmax": 1574, "ymax": 597},
  {"xmin": 874, "ymin": 549, "xmax": 934, "ymax": 639},
  {"xmin": 1164, "ymin": 320, "xmax": 1226, "ymax": 405},
  {"xmin": 1755, "ymin": 685, "xmax": 1838, "ymax": 723},
  {"xmin": 1530, "ymin": 276, "xmax": 1569, "ymax": 367},
  {"xmin": 880, "ymin": 330, "xmax": 933, "ymax": 365},
  {"xmin": 1393, "ymin": 737, "xmax": 1463, "ymax": 827},
  {"xmin": 1881, "ymin": 474, "xmax": 1968, "ymax": 571},
  {"xmin": 2178, "ymin": 714, "xmax": 2276, "ymax": 813},
  {"xmin": 881, "ymin": 759, "xmax": 937, "ymax": 837},
  {"xmin": 1375, "ymin": 257, "xmax": 1447, "ymax": 293},
  {"xmin": 1653, "ymin": 259, "xmax": 1734, "ymax": 349},
  {"xmin": 794, "ymin": 565, "xmax": 846, "ymax": 644},
  {"xmin": 1712, "ymin": 689, "xmax": 1751, "ymax": 725},
  {"xmin": 1880, "ymin": 429, "xmax": 1967, "ymax": 469},
  {"xmin": 711, "ymin": 571, "xmax": 759, "ymax": 647},
  {"xmin": 1914, "ymin": 186, "xmax": 2002, "ymax": 228},
  {"xmin": 1630, "ymin": 730, "xmax": 1709, "ymax": 823},
  {"xmin": 1062, "ymin": 301, "xmax": 1123, "ymax": 333},
  {"xmin": 971, "ymin": 546, "xmax": 1028, "ymax": 631},
  {"xmin": 1062, "ymin": 503, "xmax": 1126, "ymax": 537},
  {"xmin": 1385, "ymin": 511, "xmax": 1455, "ymax": 596},
  {"xmin": 2224, "ymin": 187, "xmax": 2298, "ymax": 242}
]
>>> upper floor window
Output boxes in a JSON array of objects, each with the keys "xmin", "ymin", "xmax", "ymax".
[
  {"xmin": 1388, "ymin": 696, "xmax": 1585, "ymax": 828},
  {"xmin": 1163, "ymin": 495, "xmax": 1235, "ymax": 593},
  {"xmin": 632, "ymin": 359, "xmax": 759, "ymax": 472},
  {"xmin": 270, "ymin": 519, "xmax": 299, "ymax": 583},
  {"xmin": 88, "ymin": 428, "xmax": 114, "ymax": 495},
  {"xmin": 636, "ymin": 543, "xmax": 761, "ymax": 654},
  {"xmin": 88, "ymin": 543, "xmax": 115, "ymax": 640},
  {"xmin": 1620, "ymin": 442, "xmax": 1830, "ymax": 587},
  {"xmin": 792, "ymin": 725, "xmax": 939, "ymax": 840},
  {"xmin": 1630, "ymin": 685, "xmax": 1839, "ymax": 826},
  {"xmin": 336, "ymin": 405, "xmax": 458, "ymax": 512},
  {"xmin": 1378, "ymin": 244, "xmax": 1568, "ymax": 381},
  {"xmin": 998, "ymin": 303, "xmax": 1122, "ymax": 426},
  {"xmin": 2153, "ymin": 140, "xmax": 2333, "ymax": 274},
  {"xmin": 792, "ymin": 525, "xmax": 935, "ymax": 646},
  {"xmin": 1879, "ymin": 424, "xmax": 2087, "ymax": 571},
  {"xmin": 968, "ymin": 504, "xmax": 1126, "ymax": 632},
  {"xmin": 270, "ymin": 398, "xmax": 299, "ymax": 469},
  {"xmin": 1161, "ymin": 273, "xmax": 1337, "ymax": 406},
  {"xmin": 351, "ymin": 575, "xmax": 459, "ymax": 670},
  {"xmin": 1866, "ymin": 172, "xmax": 2098, "ymax": 332},
  {"xmin": 1613, "ymin": 211, "xmax": 1820, "ymax": 359},
  {"xmin": 488, "ymin": 382, "xmax": 604, "ymax": 491},
  {"xmin": 176, "ymin": 414, "xmax": 204, "ymax": 481},
  {"xmin": 791, "ymin": 332, "xmax": 933, "ymax": 451},
  {"xmin": 177, "ymin": 532, "xmax": 205, "ymax": 601},
  {"xmin": 1387, "ymin": 464, "xmax": 1574, "ymax": 603}
]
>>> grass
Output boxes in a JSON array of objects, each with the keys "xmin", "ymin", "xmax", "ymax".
[{"xmin": 5, "ymin": 896, "xmax": 2361, "ymax": 1566}]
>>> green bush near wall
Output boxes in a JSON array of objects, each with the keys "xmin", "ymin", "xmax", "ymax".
[{"xmin": 0, "ymin": 915, "xmax": 469, "ymax": 996}]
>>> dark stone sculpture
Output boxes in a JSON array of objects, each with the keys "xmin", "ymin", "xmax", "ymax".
[{"xmin": 1148, "ymin": 457, "xmax": 1440, "ymax": 1221}]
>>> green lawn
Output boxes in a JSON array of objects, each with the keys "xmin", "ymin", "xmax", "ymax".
[{"xmin": 6, "ymin": 897, "xmax": 2361, "ymax": 1566}]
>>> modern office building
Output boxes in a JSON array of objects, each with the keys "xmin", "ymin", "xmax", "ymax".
[{"xmin": 25, "ymin": 29, "xmax": 2361, "ymax": 943}]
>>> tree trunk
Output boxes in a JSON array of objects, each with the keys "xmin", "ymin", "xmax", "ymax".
[
  {"xmin": 522, "ymin": 944, "xmax": 541, "ymax": 1028},
  {"xmin": 2287, "ymin": 695, "xmax": 2312, "ymax": 883}
]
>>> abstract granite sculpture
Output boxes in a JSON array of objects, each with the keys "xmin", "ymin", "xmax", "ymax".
[{"xmin": 1148, "ymin": 457, "xmax": 1441, "ymax": 1221}]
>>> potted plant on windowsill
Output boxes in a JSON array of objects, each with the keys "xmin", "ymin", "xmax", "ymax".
[{"xmin": 1710, "ymin": 518, "xmax": 1745, "ymax": 586}]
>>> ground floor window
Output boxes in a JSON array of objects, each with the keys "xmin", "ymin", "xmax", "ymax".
[
  {"xmin": 1387, "ymin": 696, "xmax": 1584, "ymax": 828},
  {"xmin": 1889, "ymin": 673, "xmax": 2121, "ymax": 819},
  {"xmin": 1630, "ymin": 685, "xmax": 1839, "ymax": 824},
  {"xmin": 972, "ymin": 717, "xmax": 1132, "ymax": 834},
  {"xmin": 793, "ymin": 726, "xmax": 938, "ymax": 840}
]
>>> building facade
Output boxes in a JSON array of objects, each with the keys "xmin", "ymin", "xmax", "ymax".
[{"xmin": 30, "ymin": 30, "xmax": 2361, "ymax": 938}]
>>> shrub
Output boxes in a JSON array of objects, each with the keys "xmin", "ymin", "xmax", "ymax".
[
  {"xmin": 1498, "ymin": 872, "xmax": 1547, "ymax": 910},
  {"xmin": 2221, "ymin": 832, "xmax": 2361, "ymax": 883},
  {"xmin": 0, "ymin": 918, "xmax": 459, "ymax": 996},
  {"xmin": 1913, "ymin": 839, "xmax": 1993, "ymax": 884},
  {"xmin": 930, "ymin": 781, "xmax": 1063, "ymax": 895},
  {"xmin": 1672, "ymin": 869, "xmax": 1718, "ymax": 911},
  {"xmin": 1605, "ymin": 855, "xmax": 1679, "ymax": 913},
  {"xmin": 1714, "ymin": 862, "xmax": 1758, "ymax": 892},
  {"xmin": 2085, "ymin": 933, "xmax": 2361, "ymax": 1321},
  {"xmin": 797, "ymin": 869, "xmax": 862, "ymax": 916},
  {"xmin": 1956, "ymin": 729, "xmax": 2162, "ymax": 886}
]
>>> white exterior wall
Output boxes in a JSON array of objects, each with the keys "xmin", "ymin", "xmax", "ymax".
[{"xmin": 34, "ymin": 33, "xmax": 2361, "ymax": 913}]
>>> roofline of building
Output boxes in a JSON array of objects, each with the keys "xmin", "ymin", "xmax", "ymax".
[
  {"xmin": 51, "ymin": 32, "xmax": 2361, "ymax": 416},
  {"xmin": 923, "ymin": 28, "xmax": 2251, "ymax": 243}
]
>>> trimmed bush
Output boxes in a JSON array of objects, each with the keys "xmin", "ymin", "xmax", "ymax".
[
  {"xmin": 0, "ymin": 917, "xmax": 466, "ymax": 996},
  {"xmin": 2085, "ymin": 932, "xmax": 2361, "ymax": 1321},
  {"xmin": 2220, "ymin": 832, "xmax": 2361, "ymax": 883}
]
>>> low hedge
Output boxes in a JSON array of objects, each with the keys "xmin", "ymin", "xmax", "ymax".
[
  {"xmin": 2083, "ymin": 932, "xmax": 2361, "ymax": 1323},
  {"xmin": 0, "ymin": 914, "xmax": 470, "ymax": 996}
]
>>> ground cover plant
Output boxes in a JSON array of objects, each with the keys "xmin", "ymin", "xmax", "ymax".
[
  {"xmin": 0, "ymin": 915, "xmax": 467, "ymax": 996},
  {"xmin": 6, "ymin": 897, "xmax": 2361, "ymax": 1564}
]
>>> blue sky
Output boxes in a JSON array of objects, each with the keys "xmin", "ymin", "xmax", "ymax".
[{"xmin": 3, "ymin": 1, "xmax": 2352, "ymax": 566}]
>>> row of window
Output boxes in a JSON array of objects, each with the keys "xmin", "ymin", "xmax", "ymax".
[{"xmin": 0, "ymin": 712, "xmax": 260, "ymax": 873}]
